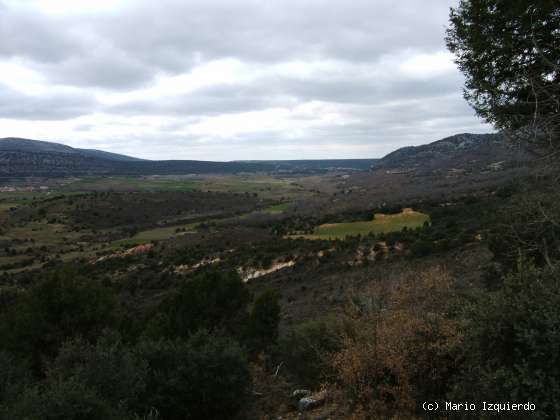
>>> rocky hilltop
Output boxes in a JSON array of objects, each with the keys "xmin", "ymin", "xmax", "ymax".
[{"xmin": 374, "ymin": 133, "xmax": 533, "ymax": 174}]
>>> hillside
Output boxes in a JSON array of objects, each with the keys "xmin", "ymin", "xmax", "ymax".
[
  {"xmin": 0, "ymin": 151, "xmax": 282, "ymax": 178},
  {"xmin": 0, "ymin": 137, "xmax": 280, "ymax": 178},
  {"xmin": 0, "ymin": 137, "xmax": 77, "ymax": 154},
  {"xmin": 373, "ymin": 133, "xmax": 533, "ymax": 174},
  {"xmin": 0, "ymin": 138, "xmax": 142, "ymax": 161},
  {"xmin": 0, "ymin": 133, "xmax": 535, "ymax": 179},
  {"xmin": 236, "ymin": 159, "xmax": 378, "ymax": 171},
  {"xmin": 75, "ymin": 148, "xmax": 145, "ymax": 162}
]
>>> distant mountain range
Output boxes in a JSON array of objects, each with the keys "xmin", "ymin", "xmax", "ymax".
[{"xmin": 0, "ymin": 133, "xmax": 533, "ymax": 179}]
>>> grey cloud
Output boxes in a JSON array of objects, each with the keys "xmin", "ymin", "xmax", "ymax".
[
  {"xmin": 0, "ymin": 4, "xmax": 82, "ymax": 63},
  {"xmin": 0, "ymin": 84, "xmax": 96, "ymax": 120},
  {"xmin": 109, "ymin": 67, "xmax": 463, "ymax": 117},
  {"xmin": 102, "ymin": 0, "xmax": 452, "ymax": 66},
  {"xmin": 109, "ymin": 87, "xmax": 288, "ymax": 117},
  {"xmin": 0, "ymin": 0, "xmax": 457, "ymax": 89},
  {"xmin": 37, "ymin": 46, "xmax": 156, "ymax": 90},
  {"xmin": 247, "ymin": 72, "xmax": 464, "ymax": 105}
]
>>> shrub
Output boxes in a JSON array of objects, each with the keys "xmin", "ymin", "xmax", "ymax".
[
  {"xmin": 410, "ymin": 239, "xmax": 434, "ymax": 257},
  {"xmin": 330, "ymin": 268, "xmax": 461, "ymax": 417},
  {"xmin": 4, "ymin": 377, "xmax": 129, "ymax": 420},
  {"xmin": 135, "ymin": 331, "xmax": 251, "ymax": 420},
  {"xmin": 246, "ymin": 289, "xmax": 281, "ymax": 352},
  {"xmin": 47, "ymin": 331, "xmax": 148, "ymax": 413},
  {"xmin": 0, "ymin": 269, "xmax": 118, "ymax": 368},
  {"xmin": 0, "ymin": 351, "xmax": 32, "ymax": 409},
  {"xmin": 279, "ymin": 317, "xmax": 350, "ymax": 388},
  {"xmin": 452, "ymin": 263, "xmax": 560, "ymax": 419},
  {"xmin": 145, "ymin": 270, "xmax": 250, "ymax": 340}
]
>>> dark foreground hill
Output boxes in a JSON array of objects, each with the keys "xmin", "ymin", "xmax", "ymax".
[{"xmin": 0, "ymin": 133, "xmax": 534, "ymax": 179}]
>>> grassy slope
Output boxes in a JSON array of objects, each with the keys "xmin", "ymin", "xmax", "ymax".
[
  {"xmin": 262, "ymin": 202, "xmax": 291, "ymax": 214},
  {"xmin": 111, "ymin": 223, "xmax": 199, "ymax": 248}
]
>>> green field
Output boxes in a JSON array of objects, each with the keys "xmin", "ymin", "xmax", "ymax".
[
  {"xmin": 111, "ymin": 223, "xmax": 199, "ymax": 248},
  {"xmin": 0, "ymin": 222, "xmax": 73, "ymax": 245},
  {"xmin": 0, "ymin": 202, "xmax": 17, "ymax": 213},
  {"xmin": 289, "ymin": 208, "xmax": 430, "ymax": 240},
  {"xmin": 262, "ymin": 202, "xmax": 291, "ymax": 214}
]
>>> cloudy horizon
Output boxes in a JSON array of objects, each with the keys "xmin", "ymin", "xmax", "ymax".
[{"xmin": 0, "ymin": 0, "xmax": 492, "ymax": 161}]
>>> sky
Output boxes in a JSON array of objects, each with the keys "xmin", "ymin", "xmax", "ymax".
[{"xmin": 0, "ymin": 0, "xmax": 492, "ymax": 161}]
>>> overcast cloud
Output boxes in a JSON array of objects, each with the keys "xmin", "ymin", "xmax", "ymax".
[{"xmin": 0, "ymin": 0, "xmax": 492, "ymax": 160}]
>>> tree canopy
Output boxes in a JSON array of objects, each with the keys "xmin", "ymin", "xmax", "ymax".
[{"xmin": 446, "ymin": 0, "xmax": 560, "ymax": 148}]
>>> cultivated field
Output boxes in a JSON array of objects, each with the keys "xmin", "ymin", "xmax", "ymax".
[{"xmin": 289, "ymin": 208, "xmax": 430, "ymax": 240}]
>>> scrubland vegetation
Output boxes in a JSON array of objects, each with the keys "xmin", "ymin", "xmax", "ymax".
[{"xmin": 1, "ymin": 166, "xmax": 558, "ymax": 419}]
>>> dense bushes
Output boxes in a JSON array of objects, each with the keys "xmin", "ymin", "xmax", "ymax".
[
  {"xmin": 146, "ymin": 271, "xmax": 251, "ymax": 340},
  {"xmin": 0, "ymin": 269, "xmax": 117, "ymax": 368},
  {"xmin": 0, "ymin": 330, "xmax": 251, "ymax": 420},
  {"xmin": 48, "ymin": 332, "xmax": 148, "ymax": 414},
  {"xmin": 0, "ymin": 269, "xmax": 278, "ymax": 419},
  {"xmin": 280, "ymin": 316, "xmax": 352, "ymax": 388},
  {"xmin": 144, "ymin": 271, "xmax": 281, "ymax": 351},
  {"xmin": 0, "ymin": 351, "xmax": 32, "ymax": 408},
  {"xmin": 5, "ymin": 377, "xmax": 132, "ymax": 420},
  {"xmin": 246, "ymin": 289, "xmax": 281, "ymax": 352},
  {"xmin": 136, "ymin": 331, "xmax": 251, "ymax": 420},
  {"xmin": 452, "ymin": 263, "xmax": 560, "ymax": 419}
]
